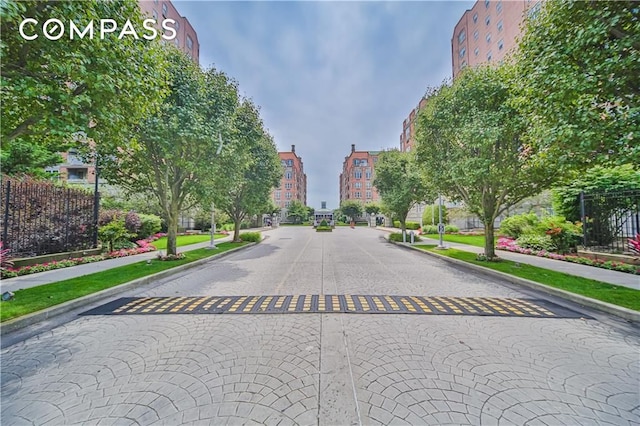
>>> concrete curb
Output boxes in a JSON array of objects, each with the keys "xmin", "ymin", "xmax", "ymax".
[
  {"xmin": 389, "ymin": 239, "xmax": 640, "ymax": 323},
  {"xmin": 1, "ymin": 242, "xmax": 258, "ymax": 335}
]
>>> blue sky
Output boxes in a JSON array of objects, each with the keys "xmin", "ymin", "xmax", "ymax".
[{"xmin": 176, "ymin": 1, "xmax": 474, "ymax": 209}]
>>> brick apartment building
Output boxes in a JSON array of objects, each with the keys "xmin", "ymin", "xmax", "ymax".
[
  {"xmin": 271, "ymin": 145, "xmax": 307, "ymax": 211},
  {"xmin": 452, "ymin": 0, "xmax": 540, "ymax": 79},
  {"xmin": 400, "ymin": 0, "xmax": 541, "ymax": 154},
  {"xmin": 139, "ymin": 0, "xmax": 200, "ymax": 64},
  {"xmin": 339, "ymin": 144, "xmax": 381, "ymax": 207},
  {"xmin": 51, "ymin": 0, "xmax": 199, "ymax": 184}
]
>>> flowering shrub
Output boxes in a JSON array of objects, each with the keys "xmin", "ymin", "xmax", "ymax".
[
  {"xmin": 629, "ymin": 235, "xmax": 640, "ymax": 255},
  {"xmin": 156, "ymin": 252, "xmax": 185, "ymax": 261},
  {"xmin": 0, "ymin": 242, "xmax": 14, "ymax": 271},
  {"xmin": 496, "ymin": 237, "xmax": 639, "ymax": 275},
  {"xmin": 1, "ymin": 245, "xmax": 156, "ymax": 279}
]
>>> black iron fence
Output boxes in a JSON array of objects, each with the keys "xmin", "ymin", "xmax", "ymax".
[
  {"xmin": 580, "ymin": 190, "xmax": 640, "ymax": 253},
  {"xmin": 1, "ymin": 177, "xmax": 97, "ymax": 258}
]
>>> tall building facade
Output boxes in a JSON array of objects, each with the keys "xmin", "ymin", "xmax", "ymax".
[
  {"xmin": 339, "ymin": 144, "xmax": 381, "ymax": 206},
  {"xmin": 452, "ymin": 0, "xmax": 541, "ymax": 79},
  {"xmin": 272, "ymin": 145, "xmax": 307, "ymax": 210},
  {"xmin": 139, "ymin": 0, "xmax": 200, "ymax": 63},
  {"xmin": 399, "ymin": 96, "xmax": 429, "ymax": 153}
]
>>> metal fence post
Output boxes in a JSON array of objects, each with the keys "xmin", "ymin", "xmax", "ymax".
[
  {"xmin": 580, "ymin": 191, "xmax": 587, "ymax": 248},
  {"xmin": 2, "ymin": 180, "xmax": 10, "ymax": 245}
]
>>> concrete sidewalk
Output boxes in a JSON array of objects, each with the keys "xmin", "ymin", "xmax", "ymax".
[
  {"xmin": 376, "ymin": 227, "xmax": 639, "ymax": 290},
  {"xmin": 1, "ymin": 234, "xmax": 238, "ymax": 294}
]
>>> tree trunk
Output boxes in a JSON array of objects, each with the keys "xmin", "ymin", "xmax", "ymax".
[
  {"xmin": 233, "ymin": 218, "xmax": 241, "ymax": 242},
  {"xmin": 484, "ymin": 221, "xmax": 496, "ymax": 260},
  {"xmin": 165, "ymin": 202, "xmax": 179, "ymax": 256}
]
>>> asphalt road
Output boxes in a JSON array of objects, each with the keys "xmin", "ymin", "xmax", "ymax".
[{"xmin": 2, "ymin": 226, "xmax": 638, "ymax": 425}]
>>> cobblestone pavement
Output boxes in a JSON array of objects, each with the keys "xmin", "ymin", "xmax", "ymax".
[{"xmin": 2, "ymin": 227, "xmax": 639, "ymax": 425}]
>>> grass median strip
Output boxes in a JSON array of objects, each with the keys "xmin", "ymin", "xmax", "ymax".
[
  {"xmin": 0, "ymin": 242, "xmax": 247, "ymax": 323},
  {"xmin": 415, "ymin": 245, "xmax": 640, "ymax": 311},
  {"xmin": 151, "ymin": 234, "xmax": 226, "ymax": 250},
  {"xmin": 423, "ymin": 234, "xmax": 490, "ymax": 248}
]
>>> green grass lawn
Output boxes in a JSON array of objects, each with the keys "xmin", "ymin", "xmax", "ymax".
[
  {"xmin": 151, "ymin": 234, "xmax": 225, "ymax": 250},
  {"xmin": 1, "ymin": 242, "xmax": 247, "ymax": 322},
  {"xmin": 415, "ymin": 245, "xmax": 640, "ymax": 311},
  {"xmin": 423, "ymin": 234, "xmax": 491, "ymax": 248}
]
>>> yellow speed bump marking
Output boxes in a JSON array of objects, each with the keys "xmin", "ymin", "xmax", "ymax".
[{"xmin": 85, "ymin": 296, "xmax": 586, "ymax": 318}]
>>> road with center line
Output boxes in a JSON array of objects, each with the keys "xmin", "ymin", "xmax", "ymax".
[{"xmin": 2, "ymin": 226, "xmax": 639, "ymax": 425}]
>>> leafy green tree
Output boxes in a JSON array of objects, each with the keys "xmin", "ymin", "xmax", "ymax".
[
  {"xmin": 373, "ymin": 150, "xmax": 434, "ymax": 235},
  {"xmin": 340, "ymin": 200, "xmax": 363, "ymax": 222},
  {"xmin": 100, "ymin": 49, "xmax": 238, "ymax": 255},
  {"xmin": 514, "ymin": 0, "xmax": 639, "ymax": 168},
  {"xmin": 364, "ymin": 202, "xmax": 381, "ymax": 215},
  {"xmin": 286, "ymin": 199, "xmax": 308, "ymax": 224},
  {"xmin": 416, "ymin": 65, "xmax": 558, "ymax": 260},
  {"xmin": 553, "ymin": 164, "xmax": 640, "ymax": 222},
  {"xmin": 1, "ymin": 0, "xmax": 168, "ymax": 173},
  {"xmin": 210, "ymin": 99, "xmax": 282, "ymax": 242}
]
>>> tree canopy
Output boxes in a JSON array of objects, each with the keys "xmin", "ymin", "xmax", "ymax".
[
  {"xmin": 1, "ymin": 0, "xmax": 168, "ymax": 173},
  {"xmin": 286, "ymin": 200, "xmax": 308, "ymax": 224},
  {"xmin": 209, "ymin": 99, "xmax": 282, "ymax": 242},
  {"xmin": 514, "ymin": 0, "xmax": 639, "ymax": 168},
  {"xmin": 373, "ymin": 150, "xmax": 433, "ymax": 234},
  {"xmin": 100, "ymin": 48, "xmax": 238, "ymax": 255},
  {"xmin": 416, "ymin": 64, "xmax": 558, "ymax": 259},
  {"xmin": 339, "ymin": 200, "xmax": 363, "ymax": 222}
]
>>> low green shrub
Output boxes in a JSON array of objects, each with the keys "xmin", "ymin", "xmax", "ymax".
[
  {"xmin": 445, "ymin": 225, "xmax": 459, "ymax": 233},
  {"xmin": 499, "ymin": 212, "xmax": 539, "ymax": 238},
  {"xmin": 98, "ymin": 220, "xmax": 133, "ymax": 252},
  {"xmin": 389, "ymin": 232, "xmax": 422, "ymax": 242},
  {"xmin": 316, "ymin": 226, "xmax": 332, "ymax": 232},
  {"xmin": 537, "ymin": 215, "xmax": 582, "ymax": 254},
  {"xmin": 137, "ymin": 213, "xmax": 162, "ymax": 239},
  {"xmin": 239, "ymin": 232, "xmax": 261, "ymax": 243},
  {"xmin": 516, "ymin": 234, "xmax": 557, "ymax": 251},
  {"xmin": 422, "ymin": 225, "xmax": 438, "ymax": 234},
  {"xmin": 320, "ymin": 219, "xmax": 328, "ymax": 227},
  {"xmin": 392, "ymin": 221, "xmax": 421, "ymax": 230}
]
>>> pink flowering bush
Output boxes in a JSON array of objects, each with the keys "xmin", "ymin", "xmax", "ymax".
[
  {"xmin": 496, "ymin": 237, "xmax": 639, "ymax": 275},
  {"xmin": 1, "ymin": 245, "xmax": 157, "ymax": 279}
]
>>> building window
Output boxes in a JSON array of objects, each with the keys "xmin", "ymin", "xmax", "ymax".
[
  {"xmin": 152, "ymin": 9, "xmax": 158, "ymax": 20},
  {"xmin": 366, "ymin": 181, "xmax": 372, "ymax": 189},
  {"xmin": 486, "ymin": 33, "xmax": 491, "ymax": 43},
  {"xmin": 528, "ymin": 2, "xmax": 542, "ymax": 19},
  {"xmin": 174, "ymin": 37, "xmax": 179, "ymax": 47},
  {"xmin": 275, "ymin": 191, "xmax": 281, "ymax": 200},
  {"xmin": 487, "ymin": 50, "xmax": 493, "ymax": 61},
  {"xmin": 485, "ymin": 15, "xmax": 491, "ymax": 26},
  {"xmin": 458, "ymin": 29, "xmax": 466, "ymax": 44},
  {"xmin": 287, "ymin": 159, "xmax": 293, "ymax": 166},
  {"xmin": 187, "ymin": 36, "xmax": 193, "ymax": 50},
  {"xmin": 365, "ymin": 168, "xmax": 372, "ymax": 179},
  {"xmin": 485, "ymin": 0, "xmax": 490, "ymax": 8},
  {"xmin": 497, "ymin": 20, "xmax": 503, "ymax": 32},
  {"xmin": 286, "ymin": 192, "xmax": 291, "ymax": 199},
  {"xmin": 366, "ymin": 191, "xmax": 372, "ymax": 199},
  {"xmin": 498, "ymin": 39, "xmax": 504, "ymax": 50},
  {"xmin": 496, "ymin": 1, "xmax": 502, "ymax": 13},
  {"xmin": 460, "ymin": 60, "xmax": 467, "ymax": 69},
  {"xmin": 355, "ymin": 182, "xmax": 361, "ymax": 189},
  {"xmin": 285, "ymin": 201, "xmax": 290, "ymax": 208},
  {"xmin": 473, "ymin": 12, "xmax": 478, "ymax": 23},
  {"xmin": 285, "ymin": 183, "xmax": 292, "ymax": 189},
  {"xmin": 285, "ymin": 171, "xmax": 292, "ymax": 179},
  {"xmin": 354, "ymin": 169, "xmax": 362, "ymax": 179},
  {"xmin": 474, "ymin": 47, "xmax": 479, "ymax": 56},
  {"xmin": 459, "ymin": 47, "xmax": 466, "ymax": 58},
  {"xmin": 162, "ymin": 3, "xmax": 168, "ymax": 16},
  {"xmin": 473, "ymin": 30, "xmax": 479, "ymax": 40},
  {"xmin": 175, "ymin": 20, "xmax": 180, "ymax": 30},
  {"xmin": 355, "ymin": 191, "xmax": 361, "ymax": 199}
]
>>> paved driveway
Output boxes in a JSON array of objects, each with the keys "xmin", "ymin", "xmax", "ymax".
[{"xmin": 2, "ymin": 227, "xmax": 638, "ymax": 425}]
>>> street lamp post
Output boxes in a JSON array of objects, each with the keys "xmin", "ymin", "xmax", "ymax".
[
  {"xmin": 207, "ymin": 133, "xmax": 226, "ymax": 250},
  {"xmin": 437, "ymin": 194, "xmax": 446, "ymax": 249},
  {"xmin": 208, "ymin": 201, "xmax": 217, "ymax": 249}
]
